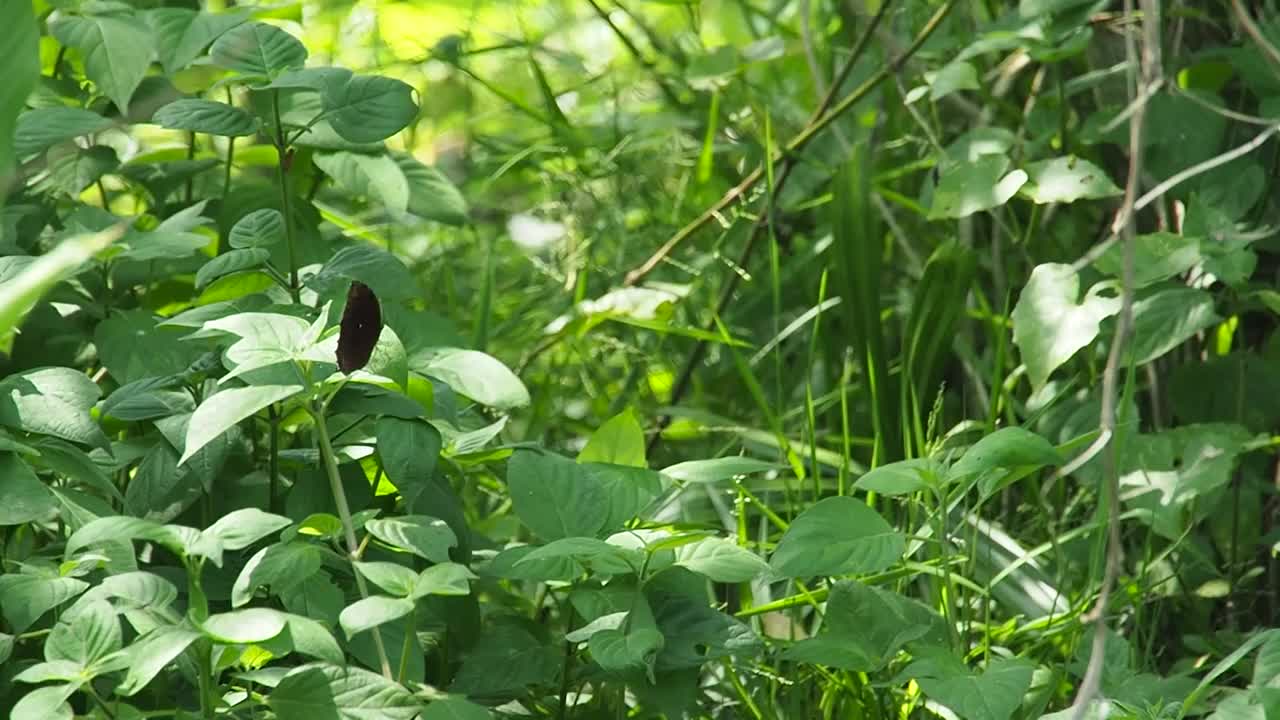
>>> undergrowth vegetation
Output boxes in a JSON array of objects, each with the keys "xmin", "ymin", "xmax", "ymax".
[{"xmin": 3, "ymin": 0, "xmax": 1280, "ymax": 718}]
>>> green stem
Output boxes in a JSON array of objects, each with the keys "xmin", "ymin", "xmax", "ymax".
[
  {"xmin": 311, "ymin": 402, "xmax": 394, "ymax": 678},
  {"xmin": 271, "ymin": 89, "xmax": 301, "ymax": 303},
  {"xmin": 397, "ymin": 607, "xmax": 416, "ymax": 684}
]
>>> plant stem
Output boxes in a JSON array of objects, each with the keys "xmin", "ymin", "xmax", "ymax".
[
  {"xmin": 310, "ymin": 402, "xmax": 394, "ymax": 679},
  {"xmin": 271, "ymin": 89, "xmax": 301, "ymax": 303}
]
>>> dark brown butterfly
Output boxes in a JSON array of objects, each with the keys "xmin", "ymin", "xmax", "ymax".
[{"xmin": 336, "ymin": 281, "xmax": 382, "ymax": 373}]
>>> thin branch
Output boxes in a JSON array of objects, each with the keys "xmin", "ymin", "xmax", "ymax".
[
  {"xmin": 1070, "ymin": 0, "xmax": 1158, "ymax": 716},
  {"xmin": 1231, "ymin": 0, "xmax": 1280, "ymax": 72}
]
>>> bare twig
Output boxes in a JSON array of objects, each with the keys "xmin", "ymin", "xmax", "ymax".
[
  {"xmin": 1069, "ymin": 0, "xmax": 1157, "ymax": 717},
  {"xmin": 1231, "ymin": 0, "xmax": 1280, "ymax": 72}
]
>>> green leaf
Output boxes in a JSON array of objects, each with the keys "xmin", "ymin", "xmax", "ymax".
[
  {"xmin": 323, "ymin": 75, "xmax": 418, "ymax": 144},
  {"xmin": 268, "ymin": 663, "xmax": 420, "ymax": 720},
  {"xmin": 116, "ymin": 626, "xmax": 200, "ymax": 695},
  {"xmin": 195, "ymin": 248, "xmax": 271, "ymax": 290},
  {"xmin": 42, "ymin": 145, "xmax": 119, "ymax": 197},
  {"xmin": 508, "ymin": 450, "xmax": 608, "ymax": 541},
  {"xmin": 1011, "ymin": 263, "xmax": 1121, "ymax": 389},
  {"xmin": 10, "ymin": 684, "xmax": 76, "ymax": 720},
  {"xmin": 769, "ymin": 496, "xmax": 904, "ymax": 578},
  {"xmin": 591, "ymin": 627, "xmax": 665, "ymax": 675},
  {"xmin": 392, "ymin": 151, "xmax": 468, "ymax": 225},
  {"xmin": 928, "ymin": 60, "xmax": 979, "ymax": 100},
  {"xmin": 950, "ymin": 428, "xmax": 1061, "ymax": 481},
  {"xmin": 1093, "ymin": 231, "xmax": 1202, "ymax": 288},
  {"xmin": 97, "ymin": 571, "xmax": 177, "ymax": 610},
  {"xmin": 205, "ymin": 507, "xmax": 291, "ymax": 550},
  {"xmin": 585, "ymin": 463, "xmax": 663, "ymax": 532},
  {"xmin": 410, "ymin": 562, "xmax": 475, "ymax": 598},
  {"xmin": 0, "ymin": 452, "xmax": 56, "ymax": 526},
  {"xmin": 861, "ymin": 457, "xmax": 946, "ymax": 495},
  {"xmin": 518, "ymin": 537, "xmax": 641, "ymax": 575},
  {"xmin": 338, "ymin": 596, "xmax": 413, "ymax": 639},
  {"xmin": 419, "ymin": 348, "xmax": 530, "ymax": 410},
  {"xmin": 49, "ymin": 12, "xmax": 155, "ymax": 114},
  {"xmin": 45, "ymin": 598, "xmax": 120, "ymax": 668},
  {"xmin": 0, "ymin": 225, "xmax": 123, "ymax": 340},
  {"xmin": 308, "ymin": 242, "xmax": 417, "ymax": 302},
  {"xmin": 928, "ymin": 156, "xmax": 1027, "ymax": 220},
  {"xmin": 421, "ymin": 697, "xmax": 492, "ymax": 720},
  {"xmin": 0, "ymin": 367, "xmax": 109, "ymax": 449},
  {"xmin": 365, "ymin": 515, "xmax": 457, "ymax": 563},
  {"xmin": 13, "ymin": 107, "xmax": 114, "ymax": 159},
  {"xmin": 280, "ymin": 613, "xmax": 344, "ymax": 664},
  {"xmin": 209, "ymin": 21, "xmax": 307, "ymax": 78},
  {"xmin": 0, "ymin": 575, "xmax": 89, "ymax": 632},
  {"xmin": 229, "ymin": 208, "xmax": 285, "ymax": 248},
  {"xmin": 376, "ymin": 417, "xmax": 442, "ymax": 498},
  {"xmin": 354, "ymin": 561, "xmax": 417, "ymax": 597},
  {"xmin": 0, "ymin": 0, "xmax": 38, "ymax": 196},
  {"xmin": 1021, "ymin": 156, "xmax": 1121, "ymax": 204},
  {"xmin": 578, "ymin": 408, "xmax": 646, "ymax": 467},
  {"xmin": 313, "ymin": 150, "xmax": 409, "ymax": 216},
  {"xmin": 451, "ymin": 624, "xmax": 559, "ymax": 696},
  {"xmin": 1128, "ymin": 287, "xmax": 1220, "ymax": 365},
  {"xmin": 180, "ymin": 385, "xmax": 302, "ymax": 466},
  {"xmin": 147, "ymin": 7, "xmax": 250, "ymax": 73},
  {"xmin": 232, "ymin": 541, "xmax": 322, "ymax": 607},
  {"xmin": 907, "ymin": 652, "xmax": 1035, "ymax": 720},
  {"xmin": 153, "ymin": 99, "xmax": 259, "ymax": 137},
  {"xmin": 201, "ymin": 608, "xmax": 287, "ymax": 644},
  {"xmin": 660, "ymin": 456, "xmax": 779, "ymax": 484},
  {"xmin": 674, "ymin": 537, "xmax": 770, "ymax": 582},
  {"xmin": 783, "ymin": 580, "xmax": 938, "ymax": 671}
]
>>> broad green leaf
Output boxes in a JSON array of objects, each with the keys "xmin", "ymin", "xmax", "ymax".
[
  {"xmin": 313, "ymin": 150, "xmax": 409, "ymax": 216},
  {"xmin": 0, "ymin": 575, "xmax": 89, "ymax": 632},
  {"xmin": 518, "ymin": 537, "xmax": 641, "ymax": 575},
  {"xmin": 928, "ymin": 60, "xmax": 979, "ymax": 100},
  {"xmin": 0, "ymin": 367, "xmax": 110, "ymax": 449},
  {"xmin": 42, "ymin": 146, "xmax": 118, "ymax": 196},
  {"xmin": 410, "ymin": 562, "xmax": 475, "ymax": 598},
  {"xmin": 280, "ymin": 613, "xmax": 344, "ymax": 664},
  {"xmin": 0, "ymin": 0, "xmax": 38, "ymax": 197},
  {"xmin": 268, "ymin": 663, "xmax": 420, "ymax": 720},
  {"xmin": 338, "ymin": 596, "xmax": 413, "ymax": 639},
  {"xmin": 97, "ymin": 572, "xmax": 177, "ymax": 610},
  {"xmin": 508, "ymin": 450, "xmax": 608, "ymax": 541},
  {"xmin": 354, "ymin": 561, "xmax": 417, "ymax": 597},
  {"xmin": 153, "ymin": 99, "xmax": 259, "ymax": 137},
  {"xmin": 10, "ymin": 684, "xmax": 76, "ymax": 720},
  {"xmin": 769, "ymin": 496, "xmax": 904, "ymax": 578},
  {"xmin": 116, "ymin": 626, "xmax": 200, "ymax": 695},
  {"xmin": 590, "ymin": 627, "xmax": 664, "ymax": 674},
  {"xmin": 392, "ymin": 151, "xmax": 468, "ymax": 225},
  {"xmin": 674, "ymin": 538, "xmax": 769, "ymax": 582},
  {"xmin": 365, "ymin": 515, "xmax": 457, "ymax": 563},
  {"xmin": 661, "ymin": 456, "xmax": 778, "ymax": 484},
  {"xmin": 375, "ymin": 417, "xmax": 441, "ymax": 497},
  {"xmin": 13, "ymin": 660, "xmax": 85, "ymax": 684},
  {"xmin": 324, "ymin": 75, "xmax": 418, "ymax": 144},
  {"xmin": 584, "ymin": 463, "xmax": 663, "ymax": 532},
  {"xmin": 209, "ymin": 21, "xmax": 307, "ymax": 77},
  {"xmin": 49, "ymin": 13, "xmax": 155, "ymax": 113},
  {"xmin": 180, "ymin": 385, "xmax": 302, "ymax": 465},
  {"xmin": 421, "ymin": 697, "xmax": 492, "ymax": 720},
  {"xmin": 907, "ymin": 652, "xmax": 1035, "ymax": 720},
  {"xmin": 201, "ymin": 607, "xmax": 287, "ymax": 644},
  {"xmin": 478, "ymin": 544, "xmax": 581, "ymax": 582},
  {"xmin": 205, "ymin": 507, "xmax": 291, "ymax": 550},
  {"xmin": 578, "ymin": 408, "xmax": 646, "ymax": 467},
  {"xmin": 950, "ymin": 428, "xmax": 1061, "ymax": 481},
  {"xmin": 117, "ymin": 229, "xmax": 210, "ymax": 262},
  {"xmin": 1011, "ymin": 263, "xmax": 1121, "ymax": 389},
  {"xmin": 420, "ymin": 348, "xmax": 530, "ymax": 410},
  {"xmin": 45, "ymin": 598, "xmax": 120, "ymax": 667},
  {"xmin": 65, "ymin": 516, "xmax": 170, "ymax": 556},
  {"xmin": 928, "ymin": 156, "xmax": 1027, "ymax": 220},
  {"xmin": 1128, "ymin": 287, "xmax": 1220, "ymax": 365},
  {"xmin": 96, "ymin": 309, "xmax": 205, "ymax": 384},
  {"xmin": 232, "ymin": 541, "xmax": 322, "ymax": 607},
  {"xmin": 229, "ymin": 208, "xmax": 285, "ymax": 248},
  {"xmin": 0, "ymin": 225, "xmax": 123, "ymax": 340},
  {"xmin": 195, "ymin": 248, "xmax": 271, "ymax": 290},
  {"xmin": 147, "ymin": 7, "xmax": 250, "ymax": 73},
  {"xmin": 0, "ymin": 452, "xmax": 56, "ymax": 526},
  {"xmin": 451, "ymin": 624, "xmax": 559, "ymax": 696},
  {"xmin": 854, "ymin": 458, "xmax": 944, "ymax": 496},
  {"xmin": 1021, "ymin": 156, "xmax": 1121, "ymax": 204},
  {"xmin": 783, "ymin": 580, "xmax": 938, "ymax": 671},
  {"xmin": 307, "ymin": 242, "xmax": 417, "ymax": 301},
  {"xmin": 1093, "ymin": 232, "xmax": 1202, "ymax": 288}
]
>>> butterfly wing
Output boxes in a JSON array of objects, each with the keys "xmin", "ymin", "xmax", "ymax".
[{"xmin": 336, "ymin": 281, "xmax": 382, "ymax": 373}]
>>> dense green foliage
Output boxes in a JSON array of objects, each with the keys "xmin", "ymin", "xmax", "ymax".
[{"xmin": 3, "ymin": 0, "xmax": 1280, "ymax": 719}]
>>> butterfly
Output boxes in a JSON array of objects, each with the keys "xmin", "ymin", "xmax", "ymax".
[{"xmin": 336, "ymin": 281, "xmax": 382, "ymax": 373}]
